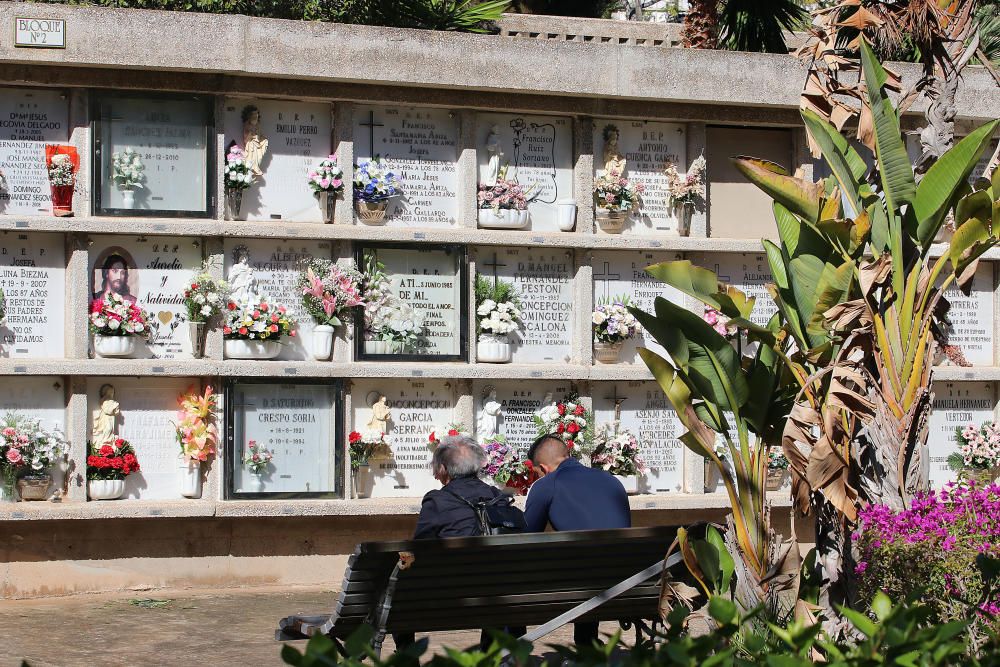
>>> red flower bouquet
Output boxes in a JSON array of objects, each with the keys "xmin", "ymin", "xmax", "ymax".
[{"xmin": 87, "ymin": 438, "xmax": 140, "ymax": 481}]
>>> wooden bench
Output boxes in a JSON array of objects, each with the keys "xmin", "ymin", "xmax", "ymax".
[{"xmin": 277, "ymin": 526, "xmax": 685, "ymax": 656}]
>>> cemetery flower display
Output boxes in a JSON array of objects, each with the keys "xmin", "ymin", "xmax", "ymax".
[
  {"xmin": 0, "ymin": 413, "xmax": 68, "ymax": 496},
  {"xmin": 534, "ymin": 394, "xmax": 593, "ymax": 455},
  {"xmin": 348, "ymin": 430, "xmax": 389, "ymax": 472},
  {"xmin": 87, "ymin": 437, "xmax": 140, "ymax": 481},
  {"xmin": 110, "ymin": 147, "xmax": 145, "ymax": 191},
  {"xmin": 353, "ymin": 157, "xmax": 401, "ymax": 203},
  {"xmin": 297, "ymin": 258, "xmax": 365, "ymax": 328},
  {"xmin": 664, "ymin": 154, "xmax": 706, "ymax": 206},
  {"xmin": 307, "ymin": 155, "xmax": 345, "ymax": 194},
  {"xmin": 948, "ymin": 421, "xmax": 1000, "ymax": 476},
  {"xmin": 474, "ymin": 274, "xmax": 522, "ymax": 337},
  {"xmin": 224, "ymin": 145, "xmax": 254, "ymax": 192},
  {"xmin": 767, "ymin": 449, "xmax": 789, "ymax": 470},
  {"xmin": 182, "ymin": 269, "xmax": 230, "ymax": 324},
  {"xmin": 427, "ymin": 423, "xmax": 469, "ymax": 449},
  {"xmin": 477, "ymin": 170, "xmax": 530, "ymax": 212},
  {"xmin": 174, "ymin": 385, "xmax": 218, "ymax": 463},
  {"xmin": 360, "ymin": 252, "xmax": 426, "ymax": 351},
  {"xmin": 89, "ymin": 293, "xmax": 151, "ymax": 338},
  {"xmin": 590, "ymin": 422, "xmax": 646, "ymax": 477},
  {"xmin": 480, "ymin": 434, "xmax": 538, "ymax": 495},
  {"xmin": 242, "ymin": 440, "xmax": 273, "ymax": 475},
  {"xmin": 702, "ymin": 305, "xmax": 730, "ymax": 337},
  {"xmin": 592, "ymin": 295, "xmax": 641, "ymax": 344},
  {"xmin": 45, "ymin": 144, "xmax": 78, "ymax": 217},
  {"xmin": 223, "ymin": 299, "xmax": 296, "ymax": 341},
  {"xmin": 46, "ymin": 151, "xmax": 76, "ymax": 187},
  {"xmin": 593, "ymin": 168, "xmax": 644, "ymax": 213}
]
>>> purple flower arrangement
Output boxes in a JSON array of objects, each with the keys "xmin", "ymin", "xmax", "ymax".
[{"xmin": 592, "ymin": 295, "xmax": 641, "ymax": 344}]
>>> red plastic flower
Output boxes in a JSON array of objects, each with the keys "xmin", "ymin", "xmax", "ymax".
[
  {"xmin": 227, "ymin": 302, "xmax": 237, "ymax": 311},
  {"xmin": 260, "ymin": 302, "xmax": 269, "ymax": 312},
  {"xmin": 349, "ymin": 431, "xmax": 362, "ymax": 443},
  {"xmin": 448, "ymin": 429, "xmax": 459, "ymax": 436},
  {"xmin": 557, "ymin": 404, "xmax": 567, "ymax": 416},
  {"xmin": 191, "ymin": 283, "xmax": 199, "ymax": 290},
  {"xmin": 573, "ymin": 405, "xmax": 585, "ymax": 416},
  {"xmin": 556, "ymin": 422, "xmax": 565, "ymax": 434},
  {"xmin": 238, "ymin": 327, "xmax": 248, "ymax": 336},
  {"xmin": 567, "ymin": 422, "xmax": 580, "ymax": 435},
  {"xmin": 99, "ymin": 444, "xmax": 113, "ymax": 456},
  {"xmin": 566, "ymin": 440, "xmax": 575, "ymax": 449},
  {"xmin": 223, "ymin": 326, "xmax": 232, "ymax": 335}
]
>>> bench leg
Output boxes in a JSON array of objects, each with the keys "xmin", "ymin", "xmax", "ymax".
[{"xmin": 368, "ymin": 561, "xmax": 404, "ymax": 660}]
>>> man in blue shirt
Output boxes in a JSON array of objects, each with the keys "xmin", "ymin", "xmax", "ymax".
[{"xmin": 524, "ymin": 435, "xmax": 631, "ymax": 646}]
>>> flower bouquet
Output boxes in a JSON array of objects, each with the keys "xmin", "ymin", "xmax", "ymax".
[
  {"xmin": 361, "ymin": 255, "xmax": 425, "ymax": 354},
  {"xmin": 45, "ymin": 144, "xmax": 78, "ymax": 216},
  {"xmin": 111, "ymin": 147, "xmax": 145, "ymax": 209},
  {"xmin": 663, "ymin": 155, "xmax": 706, "ymax": 236},
  {"xmin": 766, "ymin": 448, "xmax": 789, "ymax": 491},
  {"xmin": 534, "ymin": 394, "xmax": 593, "ymax": 457},
  {"xmin": 593, "ymin": 167, "xmax": 644, "ymax": 232},
  {"xmin": 89, "ymin": 293, "xmax": 151, "ymax": 358},
  {"xmin": 223, "ymin": 298, "xmax": 296, "ymax": 359},
  {"xmin": 181, "ymin": 267, "xmax": 230, "ymax": 358},
  {"xmin": 427, "ymin": 423, "xmax": 469, "ymax": 449},
  {"xmin": 87, "ymin": 437, "xmax": 140, "ymax": 500},
  {"xmin": 591, "ymin": 423, "xmax": 647, "ymax": 493},
  {"xmin": 242, "ymin": 440, "xmax": 273, "ymax": 492},
  {"xmin": 592, "ymin": 295, "xmax": 641, "ymax": 363},
  {"xmin": 308, "ymin": 154, "xmax": 345, "ymax": 223},
  {"xmin": 477, "ymin": 166, "xmax": 531, "ymax": 229},
  {"xmin": 481, "ymin": 434, "xmax": 538, "ymax": 495},
  {"xmin": 947, "ymin": 421, "xmax": 1000, "ymax": 485},
  {"xmin": 0, "ymin": 414, "xmax": 67, "ymax": 501},
  {"xmin": 298, "ymin": 258, "xmax": 364, "ymax": 360},
  {"xmin": 353, "ymin": 156, "xmax": 401, "ymax": 223},
  {"xmin": 173, "ymin": 385, "xmax": 218, "ymax": 498},
  {"xmin": 223, "ymin": 145, "xmax": 253, "ymax": 220},
  {"xmin": 474, "ymin": 274, "xmax": 522, "ymax": 363}
]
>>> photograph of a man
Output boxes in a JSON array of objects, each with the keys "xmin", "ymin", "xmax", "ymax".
[{"xmin": 92, "ymin": 250, "xmax": 138, "ymax": 306}]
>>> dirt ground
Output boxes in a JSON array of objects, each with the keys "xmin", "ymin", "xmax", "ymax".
[{"xmin": 2, "ymin": 587, "xmax": 628, "ymax": 666}]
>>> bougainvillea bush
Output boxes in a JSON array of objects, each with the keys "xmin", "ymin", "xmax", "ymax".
[{"xmin": 854, "ymin": 482, "xmax": 1000, "ymax": 645}]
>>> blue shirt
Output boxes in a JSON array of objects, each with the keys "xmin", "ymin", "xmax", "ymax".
[{"xmin": 524, "ymin": 458, "xmax": 631, "ymax": 532}]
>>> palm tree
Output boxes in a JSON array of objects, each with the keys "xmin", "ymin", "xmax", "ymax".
[{"xmin": 682, "ymin": 0, "xmax": 807, "ymax": 53}]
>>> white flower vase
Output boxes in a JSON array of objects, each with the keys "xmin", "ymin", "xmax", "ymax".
[
  {"xmin": 311, "ymin": 324, "xmax": 336, "ymax": 360},
  {"xmin": 352, "ymin": 464, "xmax": 374, "ymax": 499},
  {"xmin": 477, "ymin": 333, "xmax": 512, "ymax": 363},
  {"xmin": 247, "ymin": 473, "xmax": 265, "ymax": 493},
  {"xmin": 224, "ymin": 189, "xmax": 244, "ymax": 221},
  {"xmin": 364, "ymin": 340, "xmax": 387, "ymax": 355},
  {"xmin": 478, "ymin": 208, "xmax": 529, "ymax": 229},
  {"xmin": 224, "ymin": 338, "xmax": 281, "ymax": 359},
  {"xmin": 614, "ymin": 474, "xmax": 639, "ymax": 495},
  {"xmin": 94, "ymin": 335, "xmax": 137, "ymax": 358},
  {"xmin": 186, "ymin": 321, "xmax": 205, "ymax": 358},
  {"xmin": 318, "ymin": 191, "xmax": 337, "ymax": 224},
  {"xmin": 88, "ymin": 479, "xmax": 125, "ymax": 500},
  {"xmin": 179, "ymin": 459, "xmax": 202, "ymax": 499},
  {"xmin": 593, "ymin": 341, "xmax": 624, "ymax": 363},
  {"xmin": 121, "ymin": 189, "xmax": 136, "ymax": 209},
  {"xmin": 556, "ymin": 199, "xmax": 577, "ymax": 231}
]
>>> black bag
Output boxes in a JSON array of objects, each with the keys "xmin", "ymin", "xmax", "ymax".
[{"xmin": 446, "ymin": 490, "xmax": 527, "ymax": 536}]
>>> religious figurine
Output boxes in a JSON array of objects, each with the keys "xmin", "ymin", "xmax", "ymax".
[
  {"xmin": 479, "ymin": 387, "xmax": 502, "ymax": 439},
  {"xmin": 228, "ymin": 245, "xmax": 258, "ymax": 307},
  {"xmin": 91, "ymin": 383, "xmax": 120, "ymax": 445},
  {"xmin": 484, "ymin": 125, "xmax": 503, "ymax": 186},
  {"xmin": 366, "ymin": 395, "xmax": 392, "ymax": 434},
  {"xmin": 602, "ymin": 124, "xmax": 627, "ymax": 177},
  {"xmin": 536, "ymin": 391, "xmax": 554, "ymax": 418},
  {"xmin": 242, "ymin": 105, "xmax": 269, "ymax": 178}
]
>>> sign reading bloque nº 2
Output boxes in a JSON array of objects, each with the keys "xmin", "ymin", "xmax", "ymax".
[{"xmin": 14, "ymin": 18, "xmax": 66, "ymax": 49}]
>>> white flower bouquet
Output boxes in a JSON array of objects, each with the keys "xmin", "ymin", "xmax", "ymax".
[{"xmin": 111, "ymin": 147, "xmax": 145, "ymax": 191}]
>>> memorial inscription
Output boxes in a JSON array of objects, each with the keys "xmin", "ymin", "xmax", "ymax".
[
  {"xmin": 689, "ymin": 252, "xmax": 778, "ymax": 326},
  {"xmin": 473, "ymin": 380, "xmax": 572, "ymax": 455},
  {"xmin": 928, "ymin": 382, "xmax": 997, "ymax": 488},
  {"xmin": 0, "ymin": 88, "xmax": 68, "ymax": 215},
  {"xmin": 940, "ymin": 262, "xmax": 994, "ymax": 366},
  {"xmin": 0, "ymin": 232, "xmax": 64, "ymax": 358},
  {"xmin": 0, "ymin": 376, "xmax": 65, "ymax": 432}
]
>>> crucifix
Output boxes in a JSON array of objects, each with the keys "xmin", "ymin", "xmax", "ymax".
[
  {"xmin": 592, "ymin": 261, "xmax": 621, "ymax": 301},
  {"xmin": 359, "ymin": 110, "xmax": 384, "ymax": 159},
  {"xmin": 481, "ymin": 251, "xmax": 508, "ymax": 288},
  {"xmin": 604, "ymin": 384, "xmax": 626, "ymax": 432}
]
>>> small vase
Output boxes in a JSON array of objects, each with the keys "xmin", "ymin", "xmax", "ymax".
[
  {"xmin": 89, "ymin": 478, "xmax": 125, "ymax": 500},
  {"xmin": 247, "ymin": 473, "xmax": 265, "ymax": 493},
  {"xmin": 352, "ymin": 464, "xmax": 373, "ymax": 499},
  {"xmin": 705, "ymin": 460, "xmax": 724, "ymax": 493},
  {"xmin": 766, "ymin": 468, "xmax": 787, "ymax": 492},
  {"xmin": 186, "ymin": 321, "xmax": 205, "ymax": 358},
  {"xmin": 0, "ymin": 483, "xmax": 14, "ymax": 502},
  {"xmin": 224, "ymin": 189, "xmax": 244, "ymax": 221},
  {"xmin": 49, "ymin": 183, "xmax": 74, "ymax": 217},
  {"xmin": 94, "ymin": 334, "xmax": 137, "ymax": 358},
  {"xmin": 556, "ymin": 199, "xmax": 577, "ymax": 231},
  {"xmin": 355, "ymin": 200, "xmax": 388, "ymax": 224},
  {"xmin": 318, "ymin": 191, "xmax": 337, "ymax": 223},
  {"xmin": 595, "ymin": 208, "xmax": 627, "ymax": 233},
  {"xmin": 16, "ymin": 474, "xmax": 51, "ymax": 501},
  {"xmin": 179, "ymin": 459, "xmax": 202, "ymax": 499},
  {"xmin": 311, "ymin": 324, "xmax": 336, "ymax": 360},
  {"xmin": 614, "ymin": 474, "xmax": 639, "ymax": 495},
  {"xmin": 224, "ymin": 338, "xmax": 281, "ymax": 359},
  {"xmin": 364, "ymin": 340, "xmax": 387, "ymax": 355},
  {"xmin": 477, "ymin": 333, "xmax": 512, "ymax": 363},
  {"xmin": 676, "ymin": 202, "xmax": 693, "ymax": 237},
  {"xmin": 593, "ymin": 341, "xmax": 624, "ymax": 364},
  {"xmin": 121, "ymin": 189, "xmax": 136, "ymax": 209}
]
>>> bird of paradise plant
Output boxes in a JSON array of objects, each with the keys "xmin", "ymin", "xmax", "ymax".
[{"xmin": 175, "ymin": 385, "xmax": 219, "ymax": 463}]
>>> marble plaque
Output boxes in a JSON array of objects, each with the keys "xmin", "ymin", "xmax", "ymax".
[
  {"xmin": 689, "ymin": 252, "xmax": 777, "ymax": 327},
  {"xmin": 593, "ymin": 381, "xmax": 685, "ymax": 493},
  {"xmin": 592, "ymin": 250, "xmax": 685, "ymax": 364},
  {"xmin": 90, "ymin": 236, "xmax": 201, "ymax": 359},
  {"xmin": 940, "ymin": 262, "xmax": 994, "ymax": 366},
  {"xmin": 354, "ymin": 106, "xmax": 458, "ymax": 227},
  {"xmin": 593, "ymin": 119, "xmax": 686, "ymax": 235},
  {"xmin": 0, "ymin": 232, "xmax": 65, "ymax": 358},
  {"xmin": 351, "ymin": 379, "xmax": 456, "ymax": 497},
  {"xmin": 97, "ymin": 96, "xmax": 210, "ymax": 213},
  {"xmin": 928, "ymin": 381, "xmax": 997, "ymax": 488},
  {"xmin": 88, "ymin": 377, "xmax": 192, "ymax": 500},
  {"xmin": 473, "ymin": 246, "xmax": 573, "ymax": 363},
  {"xmin": 0, "ymin": 376, "xmax": 65, "ymax": 433},
  {"xmin": 224, "ymin": 99, "xmax": 332, "ymax": 222},
  {"xmin": 476, "ymin": 113, "xmax": 573, "ymax": 231},
  {"xmin": 231, "ymin": 382, "xmax": 339, "ymax": 495},
  {"xmin": 0, "ymin": 88, "xmax": 69, "ymax": 216},
  {"xmin": 473, "ymin": 380, "xmax": 573, "ymax": 455},
  {"xmin": 224, "ymin": 239, "xmax": 332, "ymax": 361}
]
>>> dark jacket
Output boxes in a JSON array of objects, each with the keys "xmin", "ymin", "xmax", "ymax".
[
  {"xmin": 413, "ymin": 474, "xmax": 503, "ymax": 539},
  {"xmin": 524, "ymin": 458, "xmax": 631, "ymax": 532}
]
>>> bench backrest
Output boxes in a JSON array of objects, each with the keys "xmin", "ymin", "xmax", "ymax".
[{"xmin": 329, "ymin": 526, "xmax": 680, "ymax": 637}]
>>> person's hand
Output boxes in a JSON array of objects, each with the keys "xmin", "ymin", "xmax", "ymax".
[{"xmin": 398, "ymin": 551, "xmax": 415, "ymax": 570}]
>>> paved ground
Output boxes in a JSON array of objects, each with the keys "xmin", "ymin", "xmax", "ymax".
[{"xmin": 3, "ymin": 587, "xmax": 629, "ymax": 666}]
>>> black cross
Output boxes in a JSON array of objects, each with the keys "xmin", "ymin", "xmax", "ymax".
[
  {"xmin": 359, "ymin": 110, "xmax": 384, "ymax": 159},
  {"xmin": 482, "ymin": 252, "xmax": 508, "ymax": 288},
  {"xmin": 593, "ymin": 261, "xmax": 621, "ymax": 301},
  {"xmin": 712, "ymin": 263, "xmax": 732, "ymax": 283},
  {"xmin": 604, "ymin": 384, "xmax": 626, "ymax": 426}
]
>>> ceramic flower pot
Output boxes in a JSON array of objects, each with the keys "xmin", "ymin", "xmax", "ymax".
[
  {"xmin": 614, "ymin": 474, "xmax": 639, "ymax": 495},
  {"xmin": 318, "ymin": 191, "xmax": 337, "ymax": 223},
  {"xmin": 224, "ymin": 338, "xmax": 281, "ymax": 360},
  {"xmin": 962, "ymin": 467, "xmax": 1000, "ymax": 486},
  {"xmin": 94, "ymin": 334, "xmax": 137, "ymax": 358},
  {"xmin": 16, "ymin": 474, "xmax": 51, "ymax": 501},
  {"xmin": 224, "ymin": 189, "xmax": 244, "ymax": 221},
  {"xmin": 355, "ymin": 200, "xmax": 388, "ymax": 224},
  {"xmin": 676, "ymin": 203, "xmax": 693, "ymax": 237},
  {"xmin": 186, "ymin": 321, "xmax": 205, "ymax": 359},
  {"xmin": 89, "ymin": 478, "xmax": 125, "ymax": 500},
  {"xmin": 50, "ymin": 184, "xmax": 74, "ymax": 217},
  {"xmin": 766, "ymin": 468, "xmax": 788, "ymax": 492},
  {"xmin": 352, "ymin": 464, "xmax": 374, "ymax": 499},
  {"xmin": 595, "ymin": 208, "xmax": 627, "ymax": 233},
  {"xmin": 311, "ymin": 324, "xmax": 336, "ymax": 360},
  {"xmin": 179, "ymin": 459, "xmax": 202, "ymax": 499},
  {"xmin": 556, "ymin": 199, "xmax": 577, "ymax": 231},
  {"xmin": 593, "ymin": 341, "xmax": 624, "ymax": 364},
  {"xmin": 477, "ymin": 333, "xmax": 512, "ymax": 363},
  {"xmin": 121, "ymin": 189, "xmax": 136, "ymax": 209},
  {"xmin": 247, "ymin": 474, "xmax": 265, "ymax": 493},
  {"xmin": 477, "ymin": 208, "xmax": 528, "ymax": 229}
]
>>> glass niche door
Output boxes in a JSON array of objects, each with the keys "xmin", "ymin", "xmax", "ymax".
[{"xmin": 225, "ymin": 380, "xmax": 344, "ymax": 499}]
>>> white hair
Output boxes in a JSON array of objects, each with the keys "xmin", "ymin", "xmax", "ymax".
[{"xmin": 433, "ymin": 435, "xmax": 486, "ymax": 478}]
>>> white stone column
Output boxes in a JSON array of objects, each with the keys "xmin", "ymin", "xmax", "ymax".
[
  {"xmin": 204, "ymin": 237, "xmax": 225, "ymax": 361},
  {"xmin": 64, "ymin": 377, "xmax": 89, "ymax": 502},
  {"xmin": 457, "ymin": 109, "xmax": 478, "ymax": 229},
  {"xmin": 68, "ymin": 89, "xmax": 90, "ymax": 217},
  {"xmin": 574, "ymin": 117, "xmax": 595, "ymax": 235},
  {"xmin": 333, "ymin": 102, "xmax": 355, "ymax": 225},
  {"xmin": 574, "ymin": 249, "xmax": 594, "ymax": 366},
  {"xmin": 214, "ymin": 95, "xmax": 227, "ymax": 221}
]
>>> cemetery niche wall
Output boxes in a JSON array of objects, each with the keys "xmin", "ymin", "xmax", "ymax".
[{"xmin": 0, "ymin": 87, "xmax": 69, "ymax": 217}]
